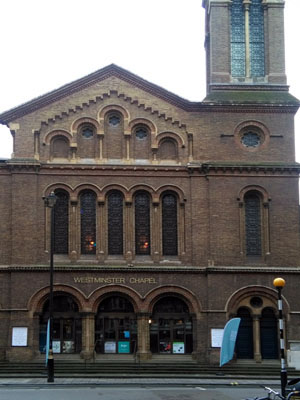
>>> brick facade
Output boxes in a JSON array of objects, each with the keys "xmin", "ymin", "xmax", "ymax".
[{"xmin": 0, "ymin": 1, "xmax": 299, "ymax": 364}]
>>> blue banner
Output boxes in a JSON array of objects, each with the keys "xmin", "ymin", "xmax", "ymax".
[
  {"xmin": 45, "ymin": 319, "xmax": 50, "ymax": 366},
  {"xmin": 220, "ymin": 318, "xmax": 241, "ymax": 367}
]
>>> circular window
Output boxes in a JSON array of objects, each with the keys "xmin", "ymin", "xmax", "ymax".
[
  {"xmin": 108, "ymin": 115, "xmax": 121, "ymax": 127},
  {"xmin": 82, "ymin": 126, "xmax": 94, "ymax": 139},
  {"xmin": 241, "ymin": 131, "xmax": 261, "ymax": 148},
  {"xmin": 135, "ymin": 127, "xmax": 148, "ymax": 140},
  {"xmin": 250, "ymin": 296, "xmax": 263, "ymax": 308}
]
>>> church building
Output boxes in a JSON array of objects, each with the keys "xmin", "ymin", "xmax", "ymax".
[{"xmin": 0, "ymin": 0, "xmax": 299, "ymax": 365}]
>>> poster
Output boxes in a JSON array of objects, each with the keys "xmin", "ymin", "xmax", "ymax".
[
  {"xmin": 12, "ymin": 327, "xmax": 28, "ymax": 347},
  {"xmin": 173, "ymin": 342, "xmax": 185, "ymax": 354},
  {"xmin": 105, "ymin": 341, "xmax": 116, "ymax": 353},
  {"xmin": 52, "ymin": 341, "xmax": 61, "ymax": 353},
  {"xmin": 211, "ymin": 329, "xmax": 224, "ymax": 348},
  {"xmin": 118, "ymin": 341, "xmax": 130, "ymax": 354}
]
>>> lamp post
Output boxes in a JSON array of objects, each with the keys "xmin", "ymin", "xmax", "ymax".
[
  {"xmin": 44, "ymin": 191, "xmax": 57, "ymax": 383},
  {"xmin": 273, "ymin": 277, "xmax": 287, "ymax": 398}
]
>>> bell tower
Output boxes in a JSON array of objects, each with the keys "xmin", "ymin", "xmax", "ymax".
[{"xmin": 202, "ymin": 0, "xmax": 287, "ymax": 94}]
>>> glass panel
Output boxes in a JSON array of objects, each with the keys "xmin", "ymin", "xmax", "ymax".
[
  {"xmin": 80, "ymin": 190, "xmax": 96, "ymax": 254},
  {"xmin": 135, "ymin": 192, "xmax": 151, "ymax": 255},
  {"xmin": 153, "ymin": 297, "xmax": 189, "ymax": 314},
  {"xmin": 98, "ymin": 296, "xmax": 134, "ymax": 313},
  {"xmin": 245, "ymin": 192, "xmax": 262, "ymax": 256},
  {"xmin": 231, "ymin": 0, "xmax": 246, "ymax": 77},
  {"xmin": 250, "ymin": 0, "xmax": 265, "ymax": 77},
  {"xmin": 162, "ymin": 193, "xmax": 178, "ymax": 255},
  {"xmin": 108, "ymin": 191, "xmax": 123, "ymax": 255},
  {"xmin": 54, "ymin": 191, "xmax": 69, "ymax": 254}
]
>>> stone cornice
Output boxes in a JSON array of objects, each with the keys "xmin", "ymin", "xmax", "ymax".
[{"xmin": 187, "ymin": 162, "xmax": 300, "ymax": 175}]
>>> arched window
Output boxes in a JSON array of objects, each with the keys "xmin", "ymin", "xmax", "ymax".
[
  {"xmin": 54, "ymin": 190, "xmax": 69, "ymax": 254},
  {"xmin": 80, "ymin": 190, "xmax": 96, "ymax": 255},
  {"xmin": 245, "ymin": 191, "xmax": 262, "ymax": 256},
  {"xmin": 51, "ymin": 136, "xmax": 69, "ymax": 158},
  {"xmin": 135, "ymin": 191, "xmax": 151, "ymax": 255},
  {"xmin": 108, "ymin": 191, "xmax": 123, "ymax": 255},
  {"xmin": 162, "ymin": 192, "xmax": 178, "ymax": 256},
  {"xmin": 231, "ymin": 0, "xmax": 264, "ymax": 77}
]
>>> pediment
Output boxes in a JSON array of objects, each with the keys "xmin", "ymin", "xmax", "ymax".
[{"xmin": 0, "ymin": 64, "xmax": 201, "ymax": 125}]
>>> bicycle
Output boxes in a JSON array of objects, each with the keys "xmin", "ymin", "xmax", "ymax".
[{"xmin": 244, "ymin": 380, "xmax": 300, "ymax": 400}]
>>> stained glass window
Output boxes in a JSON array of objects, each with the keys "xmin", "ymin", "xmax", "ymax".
[
  {"xmin": 162, "ymin": 193, "xmax": 178, "ymax": 256},
  {"xmin": 241, "ymin": 131, "xmax": 261, "ymax": 148},
  {"xmin": 54, "ymin": 190, "xmax": 69, "ymax": 254},
  {"xmin": 108, "ymin": 191, "xmax": 123, "ymax": 255},
  {"xmin": 231, "ymin": 0, "xmax": 246, "ymax": 77},
  {"xmin": 250, "ymin": 0, "xmax": 265, "ymax": 77},
  {"xmin": 245, "ymin": 192, "xmax": 262, "ymax": 256},
  {"xmin": 135, "ymin": 192, "xmax": 151, "ymax": 255},
  {"xmin": 80, "ymin": 190, "xmax": 96, "ymax": 255}
]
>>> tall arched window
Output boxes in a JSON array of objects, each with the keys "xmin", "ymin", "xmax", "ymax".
[
  {"xmin": 80, "ymin": 190, "xmax": 96, "ymax": 255},
  {"xmin": 245, "ymin": 191, "xmax": 262, "ymax": 256},
  {"xmin": 108, "ymin": 191, "xmax": 123, "ymax": 255},
  {"xmin": 162, "ymin": 192, "xmax": 178, "ymax": 256},
  {"xmin": 54, "ymin": 190, "xmax": 69, "ymax": 254},
  {"xmin": 135, "ymin": 191, "xmax": 151, "ymax": 255},
  {"xmin": 231, "ymin": 0, "xmax": 264, "ymax": 77}
]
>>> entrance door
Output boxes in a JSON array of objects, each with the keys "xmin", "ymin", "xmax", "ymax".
[
  {"xmin": 39, "ymin": 294, "xmax": 82, "ymax": 354},
  {"xmin": 150, "ymin": 296, "xmax": 193, "ymax": 354},
  {"xmin": 260, "ymin": 308, "xmax": 278, "ymax": 359},
  {"xmin": 95, "ymin": 296, "xmax": 137, "ymax": 354},
  {"xmin": 236, "ymin": 307, "xmax": 254, "ymax": 359}
]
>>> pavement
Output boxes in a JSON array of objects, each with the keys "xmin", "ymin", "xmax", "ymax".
[{"xmin": 0, "ymin": 377, "xmax": 282, "ymax": 388}]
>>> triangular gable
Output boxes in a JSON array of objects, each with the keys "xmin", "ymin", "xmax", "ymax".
[{"xmin": 0, "ymin": 64, "xmax": 201, "ymax": 124}]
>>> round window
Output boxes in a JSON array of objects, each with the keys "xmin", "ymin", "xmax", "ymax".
[
  {"xmin": 135, "ymin": 127, "xmax": 148, "ymax": 140},
  {"xmin": 108, "ymin": 115, "xmax": 121, "ymax": 127},
  {"xmin": 250, "ymin": 296, "xmax": 263, "ymax": 308},
  {"xmin": 82, "ymin": 126, "xmax": 94, "ymax": 139},
  {"xmin": 241, "ymin": 131, "xmax": 261, "ymax": 148}
]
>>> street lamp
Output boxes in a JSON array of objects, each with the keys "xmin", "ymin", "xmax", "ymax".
[
  {"xmin": 273, "ymin": 277, "xmax": 287, "ymax": 397},
  {"xmin": 44, "ymin": 191, "xmax": 57, "ymax": 383}
]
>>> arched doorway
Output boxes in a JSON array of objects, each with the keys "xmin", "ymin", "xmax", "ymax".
[
  {"xmin": 39, "ymin": 293, "xmax": 82, "ymax": 354},
  {"xmin": 260, "ymin": 307, "xmax": 278, "ymax": 359},
  {"xmin": 95, "ymin": 295, "xmax": 137, "ymax": 354},
  {"xmin": 150, "ymin": 296, "xmax": 193, "ymax": 354},
  {"xmin": 236, "ymin": 307, "xmax": 253, "ymax": 359}
]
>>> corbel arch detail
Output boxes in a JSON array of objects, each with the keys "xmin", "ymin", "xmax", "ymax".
[
  {"xmin": 71, "ymin": 117, "xmax": 100, "ymax": 135},
  {"xmin": 43, "ymin": 129, "xmax": 73, "ymax": 145}
]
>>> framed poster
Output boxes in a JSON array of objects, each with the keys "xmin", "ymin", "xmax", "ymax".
[
  {"xmin": 105, "ymin": 341, "xmax": 116, "ymax": 353},
  {"xmin": 12, "ymin": 327, "xmax": 28, "ymax": 347},
  {"xmin": 211, "ymin": 329, "xmax": 224, "ymax": 348},
  {"xmin": 173, "ymin": 342, "xmax": 185, "ymax": 354}
]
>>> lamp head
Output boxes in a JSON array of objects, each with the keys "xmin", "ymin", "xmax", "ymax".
[
  {"xmin": 273, "ymin": 277, "xmax": 286, "ymax": 288},
  {"xmin": 44, "ymin": 191, "xmax": 57, "ymax": 208}
]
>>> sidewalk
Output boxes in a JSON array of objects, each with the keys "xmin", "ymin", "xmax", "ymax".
[{"xmin": 0, "ymin": 377, "xmax": 282, "ymax": 387}]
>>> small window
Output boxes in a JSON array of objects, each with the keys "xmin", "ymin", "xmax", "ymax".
[
  {"xmin": 81, "ymin": 126, "xmax": 94, "ymax": 139},
  {"xmin": 135, "ymin": 127, "xmax": 148, "ymax": 140},
  {"xmin": 241, "ymin": 131, "xmax": 261, "ymax": 148},
  {"xmin": 108, "ymin": 114, "xmax": 121, "ymax": 127}
]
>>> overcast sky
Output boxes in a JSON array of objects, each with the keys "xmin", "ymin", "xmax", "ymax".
[{"xmin": 0, "ymin": 0, "xmax": 299, "ymax": 159}]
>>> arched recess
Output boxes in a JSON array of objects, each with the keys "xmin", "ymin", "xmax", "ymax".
[
  {"xmin": 237, "ymin": 186, "xmax": 271, "ymax": 259},
  {"xmin": 226, "ymin": 285, "xmax": 289, "ymax": 362},
  {"xmin": 146, "ymin": 287, "xmax": 201, "ymax": 355},
  {"xmin": 73, "ymin": 184, "xmax": 101, "ymax": 199},
  {"xmin": 98, "ymin": 104, "xmax": 130, "ymax": 128},
  {"xmin": 157, "ymin": 138, "xmax": 178, "ymax": 161},
  {"xmin": 44, "ymin": 129, "xmax": 73, "ymax": 146},
  {"xmin": 71, "ymin": 117, "xmax": 101, "ymax": 135}
]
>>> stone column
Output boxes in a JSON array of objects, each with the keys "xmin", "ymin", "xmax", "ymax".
[
  {"xmin": 253, "ymin": 315, "xmax": 262, "ymax": 362},
  {"xmin": 80, "ymin": 313, "xmax": 95, "ymax": 360},
  {"xmin": 137, "ymin": 313, "xmax": 152, "ymax": 361}
]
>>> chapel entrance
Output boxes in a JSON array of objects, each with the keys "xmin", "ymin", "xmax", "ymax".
[
  {"xmin": 39, "ymin": 293, "xmax": 82, "ymax": 354},
  {"xmin": 236, "ymin": 307, "xmax": 254, "ymax": 359},
  {"xmin": 150, "ymin": 296, "xmax": 193, "ymax": 354},
  {"xmin": 95, "ymin": 295, "xmax": 137, "ymax": 354},
  {"xmin": 260, "ymin": 307, "xmax": 278, "ymax": 359}
]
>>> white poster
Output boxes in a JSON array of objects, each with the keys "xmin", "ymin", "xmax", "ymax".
[
  {"xmin": 52, "ymin": 341, "xmax": 61, "ymax": 353},
  {"xmin": 105, "ymin": 341, "xmax": 116, "ymax": 354},
  {"xmin": 211, "ymin": 329, "xmax": 224, "ymax": 348},
  {"xmin": 12, "ymin": 327, "xmax": 28, "ymax": 347}
]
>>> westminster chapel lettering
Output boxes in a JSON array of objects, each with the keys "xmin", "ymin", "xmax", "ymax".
[{"xmin": 73, "ymin": 277, "xmax": 157, "ymax": 284}]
